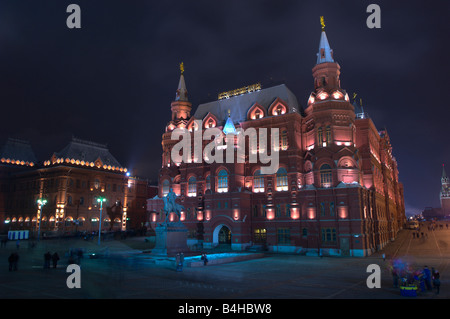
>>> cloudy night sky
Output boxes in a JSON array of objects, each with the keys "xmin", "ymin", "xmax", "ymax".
[{"xmin": 0, "ymin": 1, "xmax": 448, "ymax": 215}]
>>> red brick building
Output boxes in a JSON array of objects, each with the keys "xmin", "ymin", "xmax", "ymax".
[
  {"xmin": 148, "ymin": 26, "xmax": 406, "ymax": 256},
  {"xmin": 1, "ymin": 137, "xmax": 149, "ymax": 236}
]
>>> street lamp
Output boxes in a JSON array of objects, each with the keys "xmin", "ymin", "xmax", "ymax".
[
  {"xmin": 97, "ymin": 197, "xmax": 106, "ymax": 245},
  {"xmin": 37, "ymin": 198, "xmax": 47, "ymax": 241}
]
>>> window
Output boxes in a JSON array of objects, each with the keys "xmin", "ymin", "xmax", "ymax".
[
  {"xmin": 277, "ymin": 228, "xmax": 290, "ymax": 245},
  {"xmin": 253, "ymin": 205, "xmax": 258, "ymax": 217},
  {"xmin": 330, "ymin": 202, "xmax": 335, "ymax": 216},
  {"xmin": 79, "ymin": 197, "xmax": 84, "ymax": 206},
  {"xmin": 188, "ymin": 176, "xmax": 197, "ymax": 197},
  {"xmin": 65, "ymin": 218, "xmax": 73, "ymax": 227},
  {"xmin": 254, "ymin": 228, "xmax": 267, "ymax": 244},
  {"xmin": 326, "ymin": 126, "xmax": 332, "ymax": 145},
  {"xmin": 321, "ymin": 227, "xmax": 337, "ymax": 244},
  {"xmin": 253, "ymin": 170, "xmax": 264, "ymax": 193},
  {"xmin": 302, "ymin": 228, "xmax": 308, "ymax": 237},
  {"xmin": 67, "ymin": 196, "xmax": 73, "ymax": 206},
  {"xmin": 317, "ymin": 127, "xmax": 323, "ymax": 146},
  {"xmin": 276, "ymin": 204, "xmax": 281, "ymax": 217},
  {"xmin": 205, "ymin": 174, "xmax": 211, "ymax": 191},
  {"xmin": 320, "ymin": 202, "xmax": 326, "ymax": 216},
  {"xmin": 217, "ymin": 170, "xmax": 228, "ymax": 192},
  {"xmin": 94, "ymin": 179, "xmax": 100, "ymax": 189},
  {"xmin": 276, "ymin": 168, "xmax": 288, "ymax": 191},
  {"xmin": 162, "ymin": 179, "xmax": 170, "ymax": 196},
  {"xmin": 320, "ymin": 164, "xmax": 332, "ymax": 188},
  {"xmin": 281, "ymin": 130, "xmax": 288, "ymax": 150}
]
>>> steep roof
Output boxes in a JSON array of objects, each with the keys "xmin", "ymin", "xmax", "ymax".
[
  {"xmin": 54, "ymin": 137, "xmax": 122, "ymax": 168},
  {"xmin": 316, "ymin": 31, "xmax": 334, "ymax": 64},
  {"xmin": 0, "ymin": 138, "xmax": 38, "ymax": 164},
  {"xmin": 193, "ymin": 84, "xmax": 301, "ymax": 125}
]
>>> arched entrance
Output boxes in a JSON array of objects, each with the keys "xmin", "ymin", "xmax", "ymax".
[{"xmin": 213, "ymin": 224, "xmax": 231, "ymax": 246}]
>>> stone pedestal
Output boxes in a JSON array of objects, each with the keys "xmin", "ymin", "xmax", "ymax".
[{"xmin": 151, "ymin": 221, "xmax": 189, "ymax": 257}]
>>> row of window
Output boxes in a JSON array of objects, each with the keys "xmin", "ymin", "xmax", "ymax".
[
  {"xmin": 163, "ymin": 168, "xmax": 289, "ymax": 196},
  {"xmin": 163, "ymin": 164, "xmax": 335, "ymax": 196}
]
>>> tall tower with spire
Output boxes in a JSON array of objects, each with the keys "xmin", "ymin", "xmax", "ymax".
[
  {"xmin": 170, "ymin": 62, "xmax": 192, "ymax": 123},
  {"xmin": 305, "ymin": 17, "xmax": 354, "ymax": 149},
  {"xmin": 161, "ymin": 63, "xmax": 193, "ymax": 169},
  {"xmin": 440, "ymin": 164, "xmax": 450, "ymax": 215}
]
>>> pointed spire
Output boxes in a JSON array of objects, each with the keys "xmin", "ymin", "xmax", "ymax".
[
  {"xmin": 316, "ymin": 17, "xmax": 334, "ymax": 65},
  {"xmin": 175, "ymin": 62, "xmax": 188, "ymax": 101},
  {"xmin": 442, "ymin": 164, "xmax": 448, "ymax": 182}
]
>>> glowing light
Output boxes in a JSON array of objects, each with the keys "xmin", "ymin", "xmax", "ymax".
[
  {"xmin": 332, "ymin": 91, "xmax": 343, "ymax": 99},
  {"xmin": 318, "ymin": 92, "xmax": 328, "ymax": 100},
  {"xmin": 218, "ymin": 83, "xmax": 261, "ymax": 100}
]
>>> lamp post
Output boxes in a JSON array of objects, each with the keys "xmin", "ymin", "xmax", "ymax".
[
  {"xmin": 97, "ymin": 197, "xmax": 106, "ymax": 245},
  {"xmin": 37, "ymin": 198, "xmax": 47, "ymax": 241}
]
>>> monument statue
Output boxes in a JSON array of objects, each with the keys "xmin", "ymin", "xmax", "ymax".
[
  {"xmin": 152, "ymin": 188, "xmax": 189, "ymax": 257},
  {"xmin": 162, "ymin": 188, "xmax": 184, "ymax": 224}
]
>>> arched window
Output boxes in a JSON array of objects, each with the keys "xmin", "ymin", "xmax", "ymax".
[
  {"xmin": 326, "ymin": 126, "xmax": 332, "ymax": 145},
  {"xmin": 276, "ymin": 168, "xmax": 288, "ymax": 191},
  {"xmin": 162, "ymin": 179, "xmax": 170, "ymax": 196},
  {"xmin": 317, "ymin": 127, "xmax": 323, "ymax": 147},
  {"xmin": 253, "ymin": 170, "xmax": 264, "ymax": 193},
  {"xmin": 281, "ymin": 130, "xmax": 288, "ymax": 150},
  {"xmin": 320, "ymin": 164, "xmax": 333, "ymax": 188},
  {"xmin": 217, "ymin": 170, "xmax": 228, "ymax": 193},
  {"xmin": 188, "ymin": 176, "xmax": 197, "ymax": 197}
]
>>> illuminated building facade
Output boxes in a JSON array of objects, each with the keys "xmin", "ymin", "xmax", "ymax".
[
  {"xmin": 147, "ymin": 23, "xmax": 406, "ymax": 257},
  {"xmin": 440, "ymin": 165, "xmax": 450, "ymax": 216},
  {"xmin": 1, "ymin": 137, "xmax": 149, "ymax": 235}
]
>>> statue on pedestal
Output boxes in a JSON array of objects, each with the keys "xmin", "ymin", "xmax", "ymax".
[{"xmin": 162, "ymin": 188, "xmax": 184, "ymax": 225}]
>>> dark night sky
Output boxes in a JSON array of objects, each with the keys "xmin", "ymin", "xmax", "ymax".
[{"xmin": 0, "ymin": 1, "xmax": 449, "ymax": 215}]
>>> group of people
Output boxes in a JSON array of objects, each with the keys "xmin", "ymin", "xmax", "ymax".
[
  {"xmin": 391, "ymin": 260, "xmax": 441, "ymax": 295},
  {"xmin": 44, "ymin": 251, "xmax": 60, "ymax": 269}
]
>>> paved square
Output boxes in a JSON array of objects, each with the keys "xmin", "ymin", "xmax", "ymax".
[{"xmin": 1, "ymin": 221, "xmax": 448, "ymax": 299}]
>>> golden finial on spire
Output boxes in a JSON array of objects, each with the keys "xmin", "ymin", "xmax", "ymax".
[
  {"xmin": 320, "ymin": 16, "xmax": 325, "ymax": 31},
  {"xmin": 352, "ymin": 92, "xmax": 357, "ymax": 100},
  {"xmin": 180, "ymin": 62, "xmax": 184, "ymax": 74}
]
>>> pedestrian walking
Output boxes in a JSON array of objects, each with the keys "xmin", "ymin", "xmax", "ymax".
[
  {"xmin": 52, "ymin": 252, "xmax": 60, "ymax": 268},
  {"xmin": 392, "ymin": 267, "xmax": 399, "ymax": 288},
  {"xmin": 201, "ymin": 253, "xmax": 208, "ymax": 266},
  {"xmin": 76, "ymin": 249, "xmax": 83, "ymax": 265},
  {"xmin": 176, "ymin": 253, "xmax": 181, "ymax": 271},
  {"xmin": 8, "ymin": 252, "xmax": 19, "ymax": 271},
  {"xmin": 423, "ymin": 266, "xmax": 432, "ymax": 291},
  {"xmin": 433, "ymin": 271, "xmax": 441, "ymax": 294},
  {"xmin": 44, "ymin": 251, "xmax": 52, "ymax": 269},
  {"xmin": 8, "ymin": 253, "xmax": 15, "ymax": 271},
  {"xmin": 0, "ymin": 238, "xmax": 7, "ymax": 248},
  {"xmin": 382, "ymin": 253, "xmax": 385, "ymax": 261}
]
